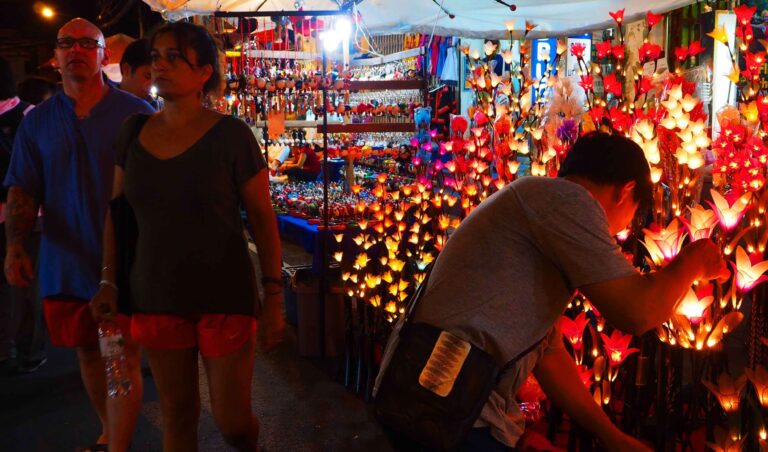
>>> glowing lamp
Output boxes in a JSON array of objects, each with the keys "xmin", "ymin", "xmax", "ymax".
[
  {"xmin": 600, "ymin": 330, "xmax": 639, "ymax": 367},
  {"xmin": 687, "ymin": 153, "xmax": 705, "ymax": 170},
  {"xmin": 745, "ymin": 366, "xmax": 768, "ymax": 408},
  {"xmin": 660, "ymin": 117, "xmax": 677, "ymax": 130},
  {"xmin": 681, "ymin": 204, "xmax": 718, "ymax": 240},
  {"xmin": 707, "ymin": 189, "xmax": 751, "ymax": 232},
  {"xmin": 681, "ymin": 95, "xmax": 698, "ymax": 113},
  {"xmin": 733, "ymin": 246, "xmax": 768, "ymax": 293},
  {"xmin": 674, "ymin": 286, "xmax": 714, "ymax": 324},
  {"xmin": 650, "ymin": 167, "xmax": 663, "ymax": 184},
  {"xmin": 703, "ymin": 372, "xmax": 746, "ymax": 413},
  {"xmin": 667, "ymin": 84, "xmax": 684, "ymax": 101},
  {"xmin": 641, "ymin": 219, "xmax": 687, "ymax": 266}
]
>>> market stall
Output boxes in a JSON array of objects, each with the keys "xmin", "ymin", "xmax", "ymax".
[{"xmin": 143, "ymin": 0, "xmax": 768, "ymax": 449}]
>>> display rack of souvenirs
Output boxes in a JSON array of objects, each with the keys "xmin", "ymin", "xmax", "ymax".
[{"xmin": 271, "ymin": 181, "xmax": 379, "ymax": 225}]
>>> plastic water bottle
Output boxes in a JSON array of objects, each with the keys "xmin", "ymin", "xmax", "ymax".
[{"xmin": 98, "ymin": 318, "xmax": 131, "ymax": 398}]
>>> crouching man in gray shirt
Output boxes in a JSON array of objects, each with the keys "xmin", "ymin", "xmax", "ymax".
[{"xmin": 375, "ymin": 132, "xmax": 729, "ymax": 451}]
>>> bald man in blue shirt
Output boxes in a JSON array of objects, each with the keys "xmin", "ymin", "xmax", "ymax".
[{"xmin": 4, "ymin": 18, "xmax": 153, "ymax": 452}]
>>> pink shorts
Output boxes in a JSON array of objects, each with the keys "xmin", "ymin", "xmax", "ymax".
[
  {"xmin": 43, "ymin": 298, "xmax": 131, "ymax": 348},
  {"xmin": 130, "ymin": 313, "xmax": 257, "ymax": 358}
]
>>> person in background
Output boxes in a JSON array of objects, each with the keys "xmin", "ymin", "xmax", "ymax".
[
  {"xmin": 17, "ymin": 76, "xmax": 57, "ymax": 106},
  {"xmin": 376, "ymin": 132, "xmax": 729, "ymax": 451},
  {"xmin": 90, "ymin": 21, "xmax": 284, "ymax": 451},
  {"xmin": 279, "ymin": 144, "xmax": 321, "ymax": 182},
  {"xmin": 0, "ymin": 57, "xmax": 46, "ymax": 376},
  {"xmin": 118, "ymin": 38, "xmax": 158, "ymax": 109},
  {"xmin": 4, "ymin": 18, "xmax": 154, "ymax": 451}
]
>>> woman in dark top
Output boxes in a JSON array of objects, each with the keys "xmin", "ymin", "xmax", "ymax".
[{"xmin": 90, "ymin": 22, "xmax": 283, "ymax": 451}]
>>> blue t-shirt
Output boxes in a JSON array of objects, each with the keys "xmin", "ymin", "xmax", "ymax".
[{"xmin": 5, "ymin": 88, "xmax": 155, "ymax": 300}]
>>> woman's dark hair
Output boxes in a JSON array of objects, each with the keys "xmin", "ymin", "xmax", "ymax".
[
  {"xmin": 150, "ymin": 21, "xmax": 221, "ymax": 95},
  {"xmin": 0, "ymin": 56, "xmax": 17, "ymax": 100},
  {"xmin": 558, "ymin": 131, "xmax": 653, "ymax": 212},
  {"xmin": 18, "ymin": 76, "xmax": 57, "ymax": 105}
]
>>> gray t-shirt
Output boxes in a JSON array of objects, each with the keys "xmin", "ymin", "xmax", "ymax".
[{"xmin": 378, "ymin": 176, "xmax": 638, "ymax": 447}]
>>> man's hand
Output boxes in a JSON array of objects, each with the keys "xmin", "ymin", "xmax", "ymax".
[
  {"xmin": 89, "ymin": 284, "xmax": 118, "ymax": 321},
  {"xmin": 677, "ymin": 239, "xmax": 730, "ymax": 283},
  {"xmin": 258, "ymin": 293, "xmax": 285, "ymax": 352},
  {"xmin": 534, "ymin": 344, "xmax": 652, "ymax": 450},
  {"xmin": 4, "ymin": 244, "xmax": 32, "ymax": 287}
]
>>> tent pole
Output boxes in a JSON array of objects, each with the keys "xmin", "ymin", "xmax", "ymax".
[{"xmin": 319, "ymin": 42, "xmax": 329, "ymax": 359}]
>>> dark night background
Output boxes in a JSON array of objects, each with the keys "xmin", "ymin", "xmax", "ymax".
[{"xmin": 0, "ymin": 0, "xmax": 164, "ymax": 82}]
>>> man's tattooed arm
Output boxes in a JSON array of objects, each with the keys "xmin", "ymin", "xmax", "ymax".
[{"xmin": 6, "ymin": 186, "xmax": 39, "ymax": 248}]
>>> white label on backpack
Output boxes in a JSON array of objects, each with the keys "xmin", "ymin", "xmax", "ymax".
[
  {"xmin": 418, "ymin": 331, "xmax": 471, "ymax": 397},
  {"xmin": 99, "ymin": 335, "xmax": 123, "ymax": 358}
]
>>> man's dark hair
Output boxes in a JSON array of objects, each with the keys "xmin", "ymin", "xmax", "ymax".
[
  {"xmin": 120, "ymin": 38, "xmax": 151, "ymax": 74},
  {"xmin": 150, "ymin": 22, "xmax": 221, "ymax": 95},
  {"xmin": 18, "ymin": 76, "xmax": 57, "ymax": 105},
  {"xmin": 558, "ymin": 131, "xmax": 653, "ymax": 211},
  {"xmin": 0, "ymin": 57, "xmax": 17, "ymax": 100}
]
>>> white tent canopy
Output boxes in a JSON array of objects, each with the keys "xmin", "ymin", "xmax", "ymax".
[{"xmin": 143, "ymin": 0, "xmax": 696, "ymax": 39}]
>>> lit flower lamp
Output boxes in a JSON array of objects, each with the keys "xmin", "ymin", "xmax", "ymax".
[
  {"xmin": 674, "ymin": 285, "xmax": 714, "ymax": 325},
  {"xmin": 745, "ymin": 365, "xmax": 768, "ymax": 407},
  {"xmin": 707, "ymin": 189, "xmax": 751, "ymax": 232},
  {"xmin": 561, "ymin": 312, "xmax": 589, "ymax": 353},
  {"xmin": 703, "ymin": 372, "xmax": 747, "ymax": 413},
  {"xmin": 501, "ymin": 49, "xmax": 514, "ymax": 65},
  {"xmin": 706, "ymin": 312, "xmax": 744, "ymax": 348},
  {"xmin": 641, "ymin": 219, "xmax": 687, "ymax": 266},
  {"xmin": 705, "ymin": 427, "xmax": 747, "ymax": 452},
  {"xmin": 650, "ymin": 167, "xmax": 663, "ymax": 184},
  {"xmin": 600, "ymin": 330, "xmax": 639, "ymax": 368},
  {"xmin": 681, "ymin": 204, "xmax": 718, "ymax": 240},
  {"xmin": 732, "ymin": 246, "xmax": 768, "ymax": 293}
]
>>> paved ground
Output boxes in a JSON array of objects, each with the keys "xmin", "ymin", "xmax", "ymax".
[{"xmin": 0, "ymin": 241, "xmax": 394, "ymax": 452}]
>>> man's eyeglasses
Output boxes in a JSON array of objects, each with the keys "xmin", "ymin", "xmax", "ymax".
[{"xmin": 56, "ymin": 38, "xmax": 105, "ymax": 50}]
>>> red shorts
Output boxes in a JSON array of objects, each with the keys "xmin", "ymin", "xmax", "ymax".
[
  {"xmin": 130, "ymin": 313, "xmax": 257, "ymax": 358},
  {"xmin": 43, "ymin": 298, "xmax": 131, "ymax": 348}
]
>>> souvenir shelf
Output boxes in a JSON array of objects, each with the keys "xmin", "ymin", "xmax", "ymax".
[
  {"xmin": 315, "ymin": 78, "xmax": 427, "ymax": 134},
  {"xmin": 253, "ymin": 118, "xmax": 342, "ymax": 128},
  {"xmin": 346, "ymin": 79, "xmax": 426, "ymax": 91},
  {"xmin": 317, "ymin": 122, "xmax": 416, "ymax": 133},
  {"xmin": 253, "ymin": 79, "xmax": 426, "ymax": 134}
]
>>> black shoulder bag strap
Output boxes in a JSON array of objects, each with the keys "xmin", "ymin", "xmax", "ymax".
[{"xmin": 401, "ymin": 262, "xmax": 435, "ymax": 325}]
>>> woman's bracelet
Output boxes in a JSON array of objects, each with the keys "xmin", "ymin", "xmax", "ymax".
[{"xmin": 99, "ymin": 280, "xmax": 118, "ymax": 291}]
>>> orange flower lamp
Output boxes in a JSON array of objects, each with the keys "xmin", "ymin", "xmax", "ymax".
[
  {"xmin": 703, "ymin": 372, "xmax": 747, "ymax": 413},
  {"xmin": 732, "ymin": 246, "xmax": 768, "ymax": 293},
  {"xmin": 680, "ymin": 204, "xmax": 718, "ymax": 240},
  {"xmin": 641, "ymin": 219, "xmax": 687, "ymax": 266},
  {"xmin": 708, "ymin": 190, "xmax": 751, "ymax": 233}
]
